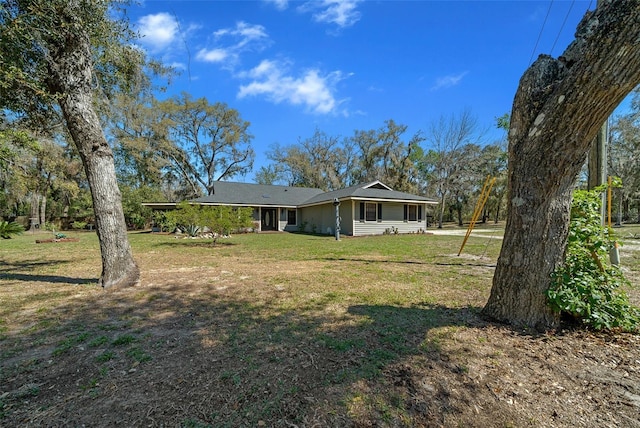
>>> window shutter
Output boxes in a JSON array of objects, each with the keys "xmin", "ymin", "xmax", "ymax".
[
  {"xmin": 418, "ymin": 205, "xmax": 423, "ymax": 221},
  {"xmin": 377, "ymin": 204, "xmax": 382, "ymax": 221},
  {"xmin": 360, "ymin": 202, "xmax": 365, "ymax": 221},
  {"xmin": 403, "ymin": 204, "xmax": 408, "ymax": 221}
]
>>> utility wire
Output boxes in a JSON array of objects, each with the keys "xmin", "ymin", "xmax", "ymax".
[
  {"xmin": 528, "ymin": 0, "xmax": 554, "ymax": 66},
  {"xmin": 550, "ymin": 0, "xmax": 575, "ymax": 56}
]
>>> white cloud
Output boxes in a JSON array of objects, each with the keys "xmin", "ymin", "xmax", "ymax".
[
  {"xmin": 238, "ymin": 59, "xmax": 346, "ymax": 114},
  {"xmin": 299, "ymin": 0, "xmax": 363, "ymax": 29},
  {"xmin": 264, "ymin": 0, "xmax": 289, "ymax": 11},
  {"xmin": 431, "ymin": 72, "xmax": 469, "ymax": 91},
  {"xmin": 196, "ymin": 48, "xmax": 229, "ymax": 63},
  {"xmin": 196, "ymin": 21, "xmax": 270, "ymax": 67},
  {"xmin": 137, "ymin": 13, "xmax": 179, "ymax": 52},
  {"xmin": 213, "ymin": 21, "xmax": 270, "ymax": 50}
]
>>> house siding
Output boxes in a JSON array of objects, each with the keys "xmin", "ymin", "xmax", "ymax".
[
  {"xmin": 340, "ymin": 203, "xmax": 353, "ymax": 236},
  {"xmin": 353, "ymin": 202, "xmax": 428, "ymax": 236},
  {"xmin": 299, "ymin": 205, "xmax": 337, "ymax": 235}
]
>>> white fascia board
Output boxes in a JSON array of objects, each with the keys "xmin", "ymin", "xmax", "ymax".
[
  {"xmin": 298, "ymin": 197, "xmax": 437, "ymax": 208},
  {"xmin": 349, "ymin": 197, "xmax": 439, "ymax": 205},
  {"xmin": 196, "ymin": 202, "xmax": 298, "ymax": 208}
]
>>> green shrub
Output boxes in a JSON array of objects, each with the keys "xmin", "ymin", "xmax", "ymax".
[
  {"xmin": 72, "ymin": 221, "xmax": 87, "ymax": 230},
  {"xmin": 120, "ymin": 185, "xmax": 167, "ymax": 230},
  {"xmin": 152, "ymin": 211, "xmax": 176, "ymax": 232},
  {"xmin": 167, "ymin": 202, "xmax": 253, "ymax": 243},
  {"xmin": 0, "ymin": 221, "xmax": 25, "ymax": 239},
  {"xmin": 547, "ymin": 186, "xmax": 640, "ymax": 331},
  {"xmin": 43, "ymin": 222, "xmax": 57, "ymax": 231}
]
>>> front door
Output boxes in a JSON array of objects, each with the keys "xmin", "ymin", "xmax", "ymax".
[{"xmin": 261, "ymin": 208, "xmax": 278, "ymax": 231}]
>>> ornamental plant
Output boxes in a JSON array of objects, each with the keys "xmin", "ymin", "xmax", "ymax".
[
  {"xmin": 547, "ymin": 185, "xmax": 639, "ymax": 331},
  {"xmin": 0, "ymin": 220, "xmax": 25, "ymax": 239}
]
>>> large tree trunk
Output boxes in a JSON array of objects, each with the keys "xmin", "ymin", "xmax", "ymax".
[
  {"xmin": 47, "ymin": 19, "xmax": 139, "ymax": 290},
  {"xmin": 483, "ymin": 0, "xmax": 640, "ymax": 330}
]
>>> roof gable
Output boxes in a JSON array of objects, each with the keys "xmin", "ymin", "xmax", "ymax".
[{"xmin": 362, "ymin": 181, "xmax": 392, "ymax": 190}]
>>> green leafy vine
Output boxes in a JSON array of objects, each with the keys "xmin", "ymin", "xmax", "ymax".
[{"xmin": 547, "ymin": 183, "xmax": 639, "ymax": 332}]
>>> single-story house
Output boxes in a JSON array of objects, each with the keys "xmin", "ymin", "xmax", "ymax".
[{"xmin": 144, "ymin": 181, "xmax": 438, "ymax": 236}]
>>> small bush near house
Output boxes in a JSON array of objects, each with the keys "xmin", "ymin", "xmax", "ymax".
[
  {"xmin": 166, "ymin": 202, "xmax": 253, "ymax": 244},
  {"xmin": 152, "ymin": 211, "xmax": 176, "ymax": 233}
]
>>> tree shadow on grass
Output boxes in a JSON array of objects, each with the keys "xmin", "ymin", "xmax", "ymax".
[
  {"xmin": 318, "ymin": 256, "xmax": 432, "ymax": 265},
  {"xmin": 317, "ymin": 256, "xmax": 497, "ymax": 268},
  {"xmin": 151, "ymin": 240, "xmax": 239, "ymax": 248},
  {"xmin": 0, "ymin": 259, "xmax": 95, "ymax": 285},
  {"xmin": 0, "ymin": 280, "xmax": 510, "ymax": 427},
  {"xmin": 0, "ymin": 272, "xmax": 96, "ymax": 285},
  {"xmin": 0, "ymin": 259, "xmax": 71, "ymax": 271}
]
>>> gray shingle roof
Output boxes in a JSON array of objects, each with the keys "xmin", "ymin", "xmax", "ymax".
[
  {"xmin": 190, "ymin": 182, "xmax": 324, "ymax": 207},
  {"xmin": 299, "ymin": 181, "xmax": 438, "ymax": 206},
  {"xmin": 189, "ymin": 180, "xmax": 437, "ymax": 207}
]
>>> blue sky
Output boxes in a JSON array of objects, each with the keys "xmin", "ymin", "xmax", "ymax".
[{"xmin": 126, "ymin": 0, "xmax": 601, "ymax": 182}]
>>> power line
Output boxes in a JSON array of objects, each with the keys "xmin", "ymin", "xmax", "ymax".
[
  {"xmin": 528, "ymin": 0, "xmax": 554, "ymax": 66},
  {"xmin": 550, "ymin": 0, "xmax": 575, "ymax": 56}
]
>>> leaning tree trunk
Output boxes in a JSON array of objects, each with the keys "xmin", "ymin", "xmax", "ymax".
[
  {"xmin": 47, "ymin": 23, "xmax": 139, "ymax": 290},
  {"xmin": 483, "ymin": 0, "xmax": 640, "ymax": 330}
]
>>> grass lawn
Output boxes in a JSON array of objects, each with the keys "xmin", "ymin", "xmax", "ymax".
[{"xmin": 1, "ymin": 225, "xmax": 639, "ymax": 427}]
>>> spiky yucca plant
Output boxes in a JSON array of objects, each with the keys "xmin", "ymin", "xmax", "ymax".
[{"xmin": 0, "ymin": 221, "xmax": 25, "ymax": 239}]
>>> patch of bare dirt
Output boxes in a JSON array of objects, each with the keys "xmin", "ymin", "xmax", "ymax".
[{"xmin": 361, "ymin": 327, "xmax": 640, "ymax": 428}]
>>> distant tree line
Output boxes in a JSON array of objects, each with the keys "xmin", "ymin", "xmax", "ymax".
[{"xmin": 4, "ymin": 84, "xmax": 640, "ymax": 232}]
